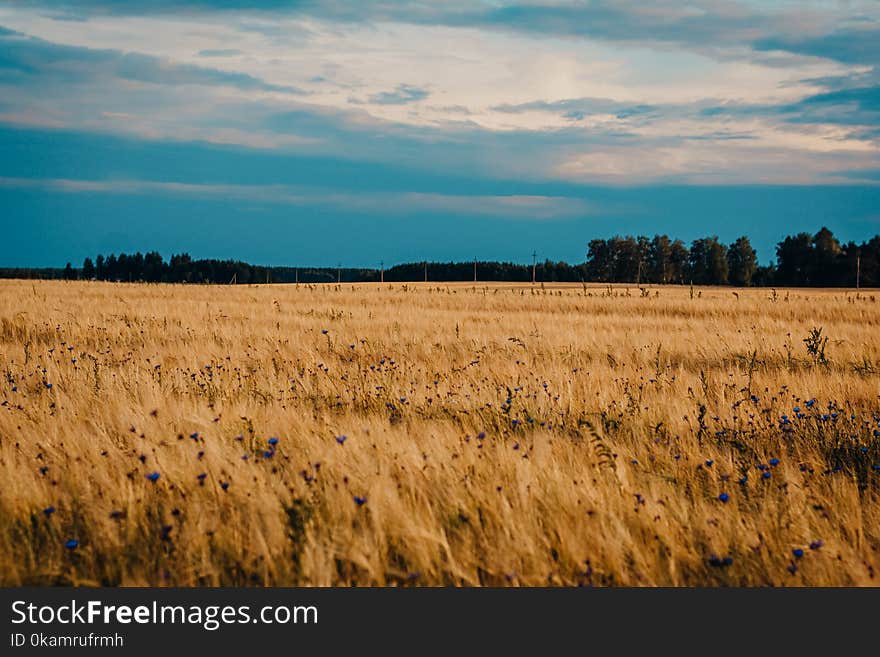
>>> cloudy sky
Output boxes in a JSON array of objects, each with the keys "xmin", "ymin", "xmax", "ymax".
[{"xmin": 1, "ymin": 0, "xmax": 879, "ymax": 267}]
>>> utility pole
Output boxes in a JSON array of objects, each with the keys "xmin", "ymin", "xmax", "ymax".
[
  {"xmin": 337, "ymin": 262, "xmax": 341, "ymax": 284},
  {"xmin": 424, "ymin": 261, "xmax": 428, "ymax": 283},
  {"xmin": 380, "ymin": 261, "xmax": 384, "ymax": 284},
  {"xmin": 531, "ymin": 251, "xmax": 537, "ymax": 284},
  {"xmin": 473, "ymin": 258, "xmax": 477, "ymax": 283},
  {"xmin": 856, "ymin": 254, "xmax": 861, "ymax": 289},
  {"xmin": 295, "ymin": 268, "xmax": 299, "ymax": 285}
]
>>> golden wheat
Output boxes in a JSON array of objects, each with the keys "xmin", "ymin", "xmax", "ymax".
[{"xmin": 0, "ymin": 280, "xmax": 878, "ymax": 586}]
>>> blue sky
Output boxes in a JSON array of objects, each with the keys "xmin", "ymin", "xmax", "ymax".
[{"xmin": 1, "ymin": 1, "xmax": 878, "ymax": 267}]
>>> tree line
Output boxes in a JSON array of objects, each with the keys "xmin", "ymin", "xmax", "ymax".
[{"xmin": 1, "ymin": 227, "xmax": 877, "ymax": 287}]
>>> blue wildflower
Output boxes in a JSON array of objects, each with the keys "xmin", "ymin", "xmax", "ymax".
[
  {"xmin": 64, "ymin": 539, "xmax": 79, "ymax": 550},
  {"xmin": 221, "ymin": 481, "xmax": 230, "ymax": 491},
  {"xmin": 268, "ymin": 437, "xmax": 279, "ymax": 446},
  {"xmin": 769, "ymin": 458, "xmax": 780, "ymax": 466},
  {"xmin": 762, "ymin": 471, "xmax": 771, "ymax": 480},
  {"xmin": 708, "ymin": 555, "xmax": 733, "ymax": 568},
  {"xmin": 718, "ymin": 493, "xmax": 729, "ymax": 503},
  {"xmin": 792, "ymin": 548, "xmax": 804, "ymax": 559},
  {"xmin": 705, "ymin": 460, "xmax": 714, "ymax": 467},
  {"xmin": 321, "ymin": 329, "xmax": 329, "ymax": 334},
  {"xmin": 262, "ymin": 450, "xmax": 274, "ymax": 459},
  {"xmin": 43, "ymin": 506, "xmax": 56, "ymax": 516},
  {"xmin": 354, "ymin": 496, "xmax": 367, "ymax": 506},
  {"xmin": 738, "ymin": 476, "xmax": 748, "ymax": 485},
  {"xmin": 809, "ymin": 540, "xmax": 823, "ymax": 550},
  {"xmin": 145, "ymin": 472, "xmax": 160, "ymax": 482},
  {"xmin": 477, "ymin": 432, "xmax": 486, "ymax": 440}
]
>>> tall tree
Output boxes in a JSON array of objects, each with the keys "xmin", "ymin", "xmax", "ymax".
[
  {"xmin": 649, "ymin": 234, "xmax": 673, "ymax": 284},
  {"xmin": 689, "ymin": 237, "xmax": 728, "ymax": 285},
  {"xmin": 727, "ymin": 236, "xmax": 757, "ymax": 286},
  {"xmin": 82, "ymin": 257, "xmax": 95, "ymax": 280},
  {"xmin": 775, "ymin": 233, "xmax": 813, "ymax": 285}
]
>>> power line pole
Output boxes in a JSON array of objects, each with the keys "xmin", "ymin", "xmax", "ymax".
[
  {"xmin": 380, "ymin": 260, "xmax": 384, "ymax": 284},
  {"xmin": 295, "ymin": 268, "xmax": 299, "ymax": 285},
  {"xmin": 531, "ymin": 251, "xmax": 537, "ymax": 284},
  {"xmin": 337, "ymin": 262, "xmax": 341, "ymax": 284},
  {"xmin": 473, "ymin": 257, "xmax": 477, "ymax": 283},
  {"xmin": 856, "ymin": 254, "xmax": 861, "ymax": 289},
  {"xmin": 424, "ymin": 261, "xmax": 428, "ymax": 283}
]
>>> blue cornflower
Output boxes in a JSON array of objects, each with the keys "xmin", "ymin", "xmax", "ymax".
[
  {"xmin": 750, "ymin": 395, "xmax": 759, "ymax": 403},
  {"xmin": 321, "ymin": 329, "xmax": 329, "ymax": 334},
  {"xmin": 769, "ymin": 458, "xmax": 780, "ymax": 466},
  {"xmin": 190, "ymin": 432, "xmax": 199, "ymax": 440},
  {"xmin": 221, "ymin": 481, "xmax": 230, "ymax": 491},
  {"xmin": 805, "ymin": 399, "xmax": 816, "ymax": 408},
  {"xmin": 11, "ymin": 386, "xmax": 16, "ymax": 392},
  {"xmin": 738, "ymin": 476, "xmax": 748, "ymax": 485},
  {"xmin": 718, "ymin": 493, "xmax": 729, "ymax": 503},
  {"xmin": 793, "ymin": 407, "xmax": 801, "ymax": 413},
  {"xmin": 792, "ymin": 548, "xmax": 804, "ymax": 559},
  {"xmin": 64, "ymin": 539, "xmax": 79, "ymax": 550},
  {"xmin": 145, "ymin": 472, "xmax": 160, "ymax": 482},
  {"xmin": 45, "ymin": 383, "xmax": 53, "ymax": 389},
  {"xmin": 631, "ymin": 459, "xmax": 638, "ymax": 465},
  {"xmin": 263, "ymin": 450, "xmax": 274, "ymax": 459},
  {"xmin": 268, "ymin": 437, "xmax": 279, "ymax": 446},
  {"xmin": 708, "ymin": 555, "xmax": 733, "ymax": 568},
  {"xmin": 197, "ymin": 473, "xmax": 207, "ymax": 483},
  {"xmin": 477, "ymin": 432, "xmax": 486, "ymax": 440},
  {"xmin": 335, "ymin": 435, "xmax": 347, "ymax": 445},
  {"xmin": 43, "ymin": 506, "xmax": 56, "ymax": 516},
  {"xmin": 354, "ymin": 496, "xmax": 367, "ymax": 506},
  {"xmin": 705, "ymin": 460, "xmax": 714, "ymax": 467},
  {"xmin": 809, "ymin": 540, "xmax": 823, "ymax": 550},
  {"xmin": 762, "ymin": 471, "xmax": 771, "ymax": 480}
]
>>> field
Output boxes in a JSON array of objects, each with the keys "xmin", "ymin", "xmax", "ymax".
[{"xmin": 1, "ymin": 279, "xmax": 879, "ymax": 587}]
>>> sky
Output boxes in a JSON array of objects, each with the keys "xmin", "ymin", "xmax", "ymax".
[{"xmin": 0, "ymin": 1, "xmax": 879, "ymax": 267}]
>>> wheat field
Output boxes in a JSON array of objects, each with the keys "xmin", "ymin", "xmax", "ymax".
[{"xmin": 0, "ymin": 279, "xmax": 878, "ymax": 586}]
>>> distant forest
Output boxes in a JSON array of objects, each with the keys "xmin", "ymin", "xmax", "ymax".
[{"xmin": 2, "ymin": 227, "xmax": 878, "ymax": 287}]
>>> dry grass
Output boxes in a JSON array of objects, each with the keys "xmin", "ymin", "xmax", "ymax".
[{"xmin": 1, "ymin": 279, "xmax": 879, "ymax": 586}]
